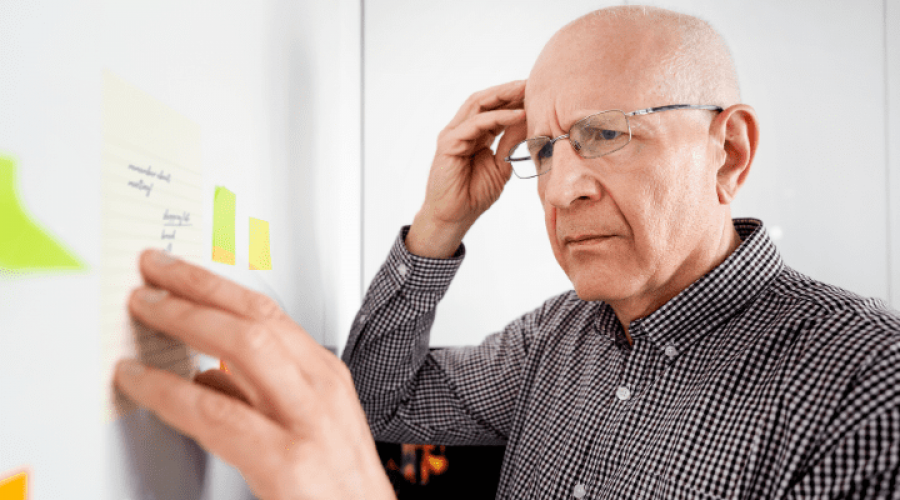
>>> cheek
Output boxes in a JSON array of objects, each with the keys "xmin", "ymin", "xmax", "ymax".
[
  {"xmin": 543, "ymin": 202, "xmax": 567, "ymax": 269},
  {"xmin": 643, "ymin": 150, "xmax": 715, "ymax": 248},
  {"xmin": 625, "ymin": 166, "xmax": 690, "ymax": 261},
  {"xmin": 539, "ymin": 184, "xmax": 570, "ymax": 273}
]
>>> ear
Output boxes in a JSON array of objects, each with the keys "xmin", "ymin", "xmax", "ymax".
[{"xmin": 711, "ymin": 104, "xmax": 759, "ymax": 205}]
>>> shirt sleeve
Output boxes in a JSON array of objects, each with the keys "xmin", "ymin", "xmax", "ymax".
[
  {"xmin": 789, "ymin": 338, "xmax": 900, "ymax": 499},
  {"xmin": 341, "ymin": 226, "xmax": 538, "ymax": 446}
]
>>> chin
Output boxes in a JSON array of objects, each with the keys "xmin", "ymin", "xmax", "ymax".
[
  {"xmin": 558, "ymin": 253, "xmax": 635, "ymax": 302},
  {"xmin": 552, "ymin": 239, "xmax": 648, "ymax": 304},
  {"xmin": 572, "ymin": 287, "xmax": 606, "ymax": 302},
  {"xmin": 569, "ymin": 274, "xmax": 637, "ymax": 303}
]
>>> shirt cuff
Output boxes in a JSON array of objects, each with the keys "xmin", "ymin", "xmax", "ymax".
[{"xmin": 383, "ymin": 225, "xmax": 465, "ymax": 294}]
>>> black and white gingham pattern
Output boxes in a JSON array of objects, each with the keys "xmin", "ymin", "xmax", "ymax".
[{"xmin": 342, "ymin": 219, "xmax": 900, "ymax": 499}]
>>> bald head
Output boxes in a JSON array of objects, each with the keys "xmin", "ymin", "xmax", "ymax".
[{"xmin": 531, "ymin": 6, "xmax": 740, "ymax": 110}]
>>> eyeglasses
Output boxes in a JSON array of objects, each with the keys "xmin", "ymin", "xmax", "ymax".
[{"xmin": 504, "ymin": 104, "xmax": 723, "ymax": 179}]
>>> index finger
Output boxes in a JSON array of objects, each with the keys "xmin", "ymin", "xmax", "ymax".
[
  {"xmin": 138, "ymin": 249, "xmax": 284, "ymax": 322},
  {"xmin": 446, "ymin": 80, "xmax": 526, "ymax": 130},
  {"xmin": 495, "ymin": 119, "xmax": 528, "ymax": 164}
]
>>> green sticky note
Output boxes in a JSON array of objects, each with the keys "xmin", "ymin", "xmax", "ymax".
[
  {"xmin": 212, "ymin": 186, "xmax": 236, "ymax": 265},
  {"xmin": 0, "ymin": 155, "xmax": 85, "ymax": 275}
]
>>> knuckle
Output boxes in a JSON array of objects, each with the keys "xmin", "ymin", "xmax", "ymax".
[
  {"xmin": 319, "ymin": 352, "xmax": 356, "ymax": 391},
  {"xmin": 463, "ymin": 94, "xmax": 484, "ymax": 111},
  {"xmin": 246, "ymin": 291, "xmax": 282, "ymax": 320},
  {"xmin": 334, "ymin": 361, "xmax": 356, "ymax": 388},
  {"xmin": 171, "ymin": 297, "xmax": 201, "ymax": 327},
  {"xmin": 198, "ymin": 389, "xmax": 237, "ymax": 426},
  {"xmin": 238, "ymin": 322, "xmax": 276, "ymax": 355},
  {"xmin": 183, "ymin": 265, "xmax": 221, "ymax": 300},
  {"xmin": 436, "ymin": 137, "xmax": 454, "ymax": 154}
]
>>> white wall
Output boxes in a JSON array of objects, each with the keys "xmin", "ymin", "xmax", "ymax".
[
  {"xmin": 0, "ymin": 1, "xmax": 360, "ymax": 498},
  {"xmin": 889, "ymin": 0, "xmax": 900, "ymax": 319},
  {"xmin": 363, "ymin": 0, "xmax": 900, "ymax": 348}
]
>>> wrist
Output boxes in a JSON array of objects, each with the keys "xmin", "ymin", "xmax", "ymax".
[{"xmin": 406, "ymin": 213, "xmax": 470, "ymax": 259}]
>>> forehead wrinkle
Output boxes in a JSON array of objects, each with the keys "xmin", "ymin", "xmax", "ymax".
[
  {"xmin": 526, "ymin": 20, "xmax": 675, "ymax": 138},
  {"xmin": 530, "ymin": 47, "xmax": 670, "ymax": 134}
]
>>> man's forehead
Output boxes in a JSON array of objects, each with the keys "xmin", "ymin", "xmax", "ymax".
[
  {"xmin": 524, "ymin": 72, "xmax": 658, "ymax": 134},
  {"xmin": 524, "ymin": 21, "xmax": 673, "ymax": 132}
]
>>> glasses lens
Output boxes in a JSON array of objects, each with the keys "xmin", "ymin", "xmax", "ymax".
[
  {"xmin": 508, "ymin": 138, "xmax": 551, "ymax": 178},
  {"xmin": 570, "ymin": 111, "xmax": 630, "ymax": 158}
]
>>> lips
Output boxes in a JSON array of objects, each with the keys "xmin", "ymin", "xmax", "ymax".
[{"xmin": 563, "ymin": 234, "xmax": 614, "ymax": 246}]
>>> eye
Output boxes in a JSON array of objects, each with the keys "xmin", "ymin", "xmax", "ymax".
[
  {"xmin": 583, "ymin": 126, "xmax": 622, "ymax": 141},
  {"xmin": 537, "ymin": 141, "xmax": 554, "ymax": 160},
  {"xmin": 600, "ymin": 129, "xmax": 622, "ymax": 140}
]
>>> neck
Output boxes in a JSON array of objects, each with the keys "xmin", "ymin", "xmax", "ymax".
[{"xmin": 613, "ymin": 219, "xmax": 742, "ymax": 344}]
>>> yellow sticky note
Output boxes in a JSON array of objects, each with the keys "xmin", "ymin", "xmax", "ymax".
[
  {"xmin": 0, "ymin": 470, "xmax": 27, "ymax": 500},
  {"xmin": 101, "ymin": 71, "xmax": 202, "ymax": 422},
  {"xmin": 212, "ymin": 186, "xmax": 236, "ymax": 265},
  {"xmin": 249, "ymin": 217, "xmax": 271, "ymax": 270}
]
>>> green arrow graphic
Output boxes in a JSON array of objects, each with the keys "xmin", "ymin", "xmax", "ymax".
[{"xmin": 0, "ymin": 155, "xmax": 85, "ymax": 273}]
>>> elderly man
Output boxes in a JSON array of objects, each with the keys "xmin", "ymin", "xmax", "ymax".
[
  {"xmin": 115, "ymin": 5, "xmax": 900, "ymax": 500},
  {"xmin": 341, "ymin": 6, "xmax": 900, "ymax": 499}
]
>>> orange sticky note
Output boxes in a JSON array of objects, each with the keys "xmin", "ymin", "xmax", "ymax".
[{"xmin": 0, "ymin": 470, "xmax": 28, "ymax": 500}]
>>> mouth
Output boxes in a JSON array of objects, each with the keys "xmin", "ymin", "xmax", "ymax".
[{"xmin": 564, "ymin": 234, "xmax": 615, "ymax": 247}]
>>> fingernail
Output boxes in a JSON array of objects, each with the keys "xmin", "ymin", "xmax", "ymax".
[
  {"xmin": 117, "ymin": 359, "xmax": 145, "ymax": 377},
  {"xmin": 139, "ymin": 287, "xmax": 169, "ymax": 303},
  {"xmin": 153, "ymin": 249, "xmax": 177, "ymax": 266}
]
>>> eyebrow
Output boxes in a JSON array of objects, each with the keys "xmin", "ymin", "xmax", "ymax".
[
  {"xmin": 550, "ymin": 108, "xmax": 660, "ymax": 136},
  {"xmin": 627, "ymin": 113, "xmax": 659, "ymax": 133}
]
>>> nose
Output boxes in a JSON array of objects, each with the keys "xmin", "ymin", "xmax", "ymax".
[{"xmin": 539, "ymin": 138, "xmax": 603, "ymax": 209}]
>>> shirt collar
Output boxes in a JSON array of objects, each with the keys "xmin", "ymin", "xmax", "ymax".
[{"xmin": 600, "ymin": 219, "xmax": 783, "ymax": 356}]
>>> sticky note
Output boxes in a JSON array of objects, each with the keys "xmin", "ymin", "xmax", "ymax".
[
  {"xmin": 0, "ymin": 155, "xmax": 84, "ymax": 274},
  {"xmin": 212, "ymin": 186, "xmax": 236, "ymax": 265},
  {"xmin": 249, "ymin": 217, "xmax": 271, "ymax": 270},
  {"xmin": 101, "ymin": 71, "xmax": 203, "ymax": 421},
  {"xmin": 0, "ymin": 470, "xmax": 27, "ymax": 500}
]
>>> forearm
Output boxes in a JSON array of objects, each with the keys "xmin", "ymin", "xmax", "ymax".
[
  {"xmin": 343, "ymin": 301, "xmax": 438, "ymax": 437},
  {"xmin": 341, "ymin": 226, "xmax": 529, "ymax": 446},
  {"xmin": 341, "ymin": 226, "xmax": 463, "ymax": 440}
]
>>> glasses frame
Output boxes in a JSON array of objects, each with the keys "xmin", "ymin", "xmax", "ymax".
[{"xmin": 504, "ymin": 104, "xmax": 724, "ymax": 179}]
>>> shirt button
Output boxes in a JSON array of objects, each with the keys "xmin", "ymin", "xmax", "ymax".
[
  {"xmin": 664, "ymin": 345, "xmax": 678, "ymax": 358},
  {"xmin": 397, "ymin": 263, "xmax": 409, "ymax": 277},
  {"xmin": 573, "ymin": 483, "xmax": 586, "ymax": 498},
  {"xmin": 616, "ymin": 386, "xmax": 631, "ymax": 401}
]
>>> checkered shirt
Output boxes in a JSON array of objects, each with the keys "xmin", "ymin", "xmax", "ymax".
[{"xmin": 342, "ymin": 219, "xmax": 900, "ymax": 499}]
